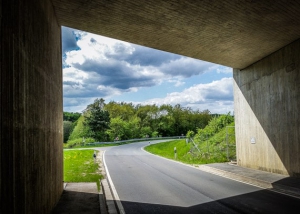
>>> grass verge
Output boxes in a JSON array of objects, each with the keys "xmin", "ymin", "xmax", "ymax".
[
  {"xmin": 64, "ymin": 149, "xmax": 103, "ymax": 191},
  {"xmin": 145, "ymin": 139, "xmax": 232, "ymax": 165}
]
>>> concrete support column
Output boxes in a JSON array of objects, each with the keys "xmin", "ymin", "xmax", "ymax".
[
  {"xmin": 1, "ymin": 0, "xmax": 63, "ymax": 213},
  {"xmin": 234, "ymin": 39, "xmax": 300, "ymax": 176}
]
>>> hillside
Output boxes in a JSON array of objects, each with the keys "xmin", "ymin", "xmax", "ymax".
[{"xmin": 145, "ymin": 114, "xmax": 235, "ymax": 165}]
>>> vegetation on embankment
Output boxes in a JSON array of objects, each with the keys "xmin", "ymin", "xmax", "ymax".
[
  {"xmin": 145, "ymin": 114, "xmax": 235, "ymax": 165},
  {"xmin": 64, "ymin": 150, "xmax": 103, "ymax": 190},
  {"xmin": 145, "ymin": 139, "xmax": 227, "ymax": 164}
]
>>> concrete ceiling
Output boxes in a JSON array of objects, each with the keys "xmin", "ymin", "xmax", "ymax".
[{"xmin": 52, "ymin": 0, "xmax": 300, "ymax": 69}]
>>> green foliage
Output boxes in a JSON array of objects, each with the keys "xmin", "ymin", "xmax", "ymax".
[
  {"xmin": 84, "ymin": 98, "xmax": 110, "ymax": 141},
  {"xmin": 146, "ymin": 113, "xmax": 235, "ymax": 165},
  {"xmin": 106, "ymin": 117, "xmax": 126, "ymax": 141},
  {"xmin": 145, "ymin": 139, "xmax": 221, "ymax": 164},
  {"xmin": 63, "ymin": 112, "xmax": 81, "ymax": 122},
  {"xmin": 63, "ymin": 121, "xmax": 73, "ymax": 143},
  {"xmin": 65, "ymin": 98, "xmax": 220, "ymax": 143},
  {"xmin": 146, "ymin": 119, "xmax": 236, "ymax": 165},
  {"xmin": 65, "ymin": 137, "xmax": 96, "ymax": 148},
  {"xmin": 124, "ymin": 116, "xmax": 141, "ymax": 139},
  {"xmin": 105, "ymin": 101, "xmax": 135, "ymax": 120},
  {"xmin": 145, "ymin": 140, "xmax": 188, "ymax": 161},
  {"xmin": 194, "ymin": 113, "xmax": 234, "ymax": 141},
  {"xmin": 106, "ymin": 116, "xmax": 141, "ymax": 140},
  {"xmin": 68, "ymin": 115, "xmax": 91, "ymax": 141},
  {"xmin": 151, "ymin": 131, "xmax": 159, "ymax": 138},
  {"xmin": 190, "ymin": 118, "xmax": 235, "ymax": 162},
  {"xmin": 186, "ymin": 130, "xmax": 195, "ymax": 139},
  {"xmin": 64, "ymin": 150, "xmax": 103, "ymax": 190},
  {"xmin": 140, "ymin": 126, "xmax": 152, "ymax": 138}
]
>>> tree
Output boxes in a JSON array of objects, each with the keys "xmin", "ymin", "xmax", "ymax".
[
  {"xmin": 140, "ymin": 126, "xmax": 152, "ymax": 138},
  {"xmin": 106, "ymin": 116, "xmax": 141, "ymax": 141},
  {"xmin": 63, "ymin": 121, "xmax": 73, "ymax": 143},
  {"xmin": 104, "ymin": 101, "xmax": 135, "ymax": 120},
  {"xmin": 106, "ymin": 117, "xmax": 126, "ymax": 141},
  {"xmin": 68, "ymin": 115, "xmax": 91, "ymax": 141},
  {"xmin": 63, "ymin": 112, "xmax": 81, "ymax": 122},
  {"xmin": 84, "ymin": 98, "xmax": 110, "ymax": 141}
]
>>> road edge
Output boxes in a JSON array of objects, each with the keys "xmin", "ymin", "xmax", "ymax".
[{"xmin": 102, "ymin": 150, "xmax": 126, "ymax": 214}]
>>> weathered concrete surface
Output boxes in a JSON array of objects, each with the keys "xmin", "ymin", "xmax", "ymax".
[
  {"xmin": 0, "ymin": 0, "xmax": 63, "ymax": 213},
  {"xmin": 234, "ymin": 39, "xmax": 300, "ymax": 176},
  {"xmin": 1, "ymin": 0, "xmax": 300, "ymax": 213},
  {"xmin": 51, "ymin": 0, "xmax": 300, "ymax": 69}
]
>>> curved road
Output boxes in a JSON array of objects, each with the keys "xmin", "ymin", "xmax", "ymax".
[{"xmin": 104, "ymin": 140, "xmax": 300, "ymax": 213}]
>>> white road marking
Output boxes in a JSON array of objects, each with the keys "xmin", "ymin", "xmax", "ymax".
[{"xmin": 103, "ymin": 150, "xmax": 126, "ymax": 214}]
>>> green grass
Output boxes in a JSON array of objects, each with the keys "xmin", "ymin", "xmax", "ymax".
[
  {"xmin": 63, "ymin": 143, "xmax": 117, "ymax": 149},
  {"xmin": 145, "ymin": 132, "xmax": 235, "ymax": 165},
  {"xmin": 145, "ymin": 139, "xmax": 189, "ymax": 160},
  {"xmin": 195, "ymin": 123, "xmax": 236, "ymax": 161},
  {"xmin": 145, "ymin": 139, "xmax": 218, "ymax": 164},
  {"xmin": 64, "ymin": 150, "xmax": 103, "ymax": 190}
]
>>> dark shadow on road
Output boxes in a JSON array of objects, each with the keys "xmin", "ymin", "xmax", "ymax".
[
  {"xmin": 272, "ymin": 177, "xmax": 300, "ymax": 197},
  {"xmin": 120, "ymin": 189, "xmax": 300, "ymax": 214},
  {"xmin": 51, "ymin": 190, "xmax": 100, "ymax": 214}
]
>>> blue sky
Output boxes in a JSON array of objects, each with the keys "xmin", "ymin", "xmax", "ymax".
[{"xmin": 62, "ymin": 26, "xmax": 233, "ymax": 114}]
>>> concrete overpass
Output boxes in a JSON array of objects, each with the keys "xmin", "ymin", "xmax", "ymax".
[{"xmin": 1, "ymin": 0, "xmax": 299, "ymax": 213}]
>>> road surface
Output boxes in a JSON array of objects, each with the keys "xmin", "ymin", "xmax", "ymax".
[{"xmin": 104, "ymin": 140, "xmax": 300, "ymax": 213}]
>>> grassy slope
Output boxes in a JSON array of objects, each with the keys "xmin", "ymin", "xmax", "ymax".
[
  {"xmin": 145, "ymin": 123, "xmax": 235, "ymax": 165},
  {"xmin": 146, "ymin": 139, "xmax": 190, "ymax": 161},
  {"xmin": 64, "ymin": 150, "xmax": 103, "ymax": 190}
]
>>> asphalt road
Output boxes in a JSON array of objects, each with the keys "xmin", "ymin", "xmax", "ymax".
[{"xmin": 104, "ymin": 140, "xmax": 300, "ymax": 214}]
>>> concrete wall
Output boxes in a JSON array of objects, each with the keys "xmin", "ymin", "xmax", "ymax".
[
  {"xmin": 234, "ymin": 39, "xmax": 300, "ymax": 176},
  {"xmin": 0, "ymin": 0, "xmax": 63, "ymax": 213}
]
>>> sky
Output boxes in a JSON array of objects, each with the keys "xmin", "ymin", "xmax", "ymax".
[{"xmin": 62, "ymin": 26, "xmax": 234, "ymax": 114}]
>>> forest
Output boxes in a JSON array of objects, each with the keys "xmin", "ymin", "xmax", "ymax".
[{"xmin": 63, "ymin": 98, "xmax": 230, "ymax": 146}]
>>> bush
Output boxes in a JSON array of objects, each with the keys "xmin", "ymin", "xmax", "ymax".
[
  {"xmin": 194, "ymin": 113, "xmax": 234, "ymax": 141},
  {"xmin": 151, "ymin": 131, "xmax": 159, "ymax": 138},
  {"xmin": 66, "ymin": 137, "xmax": 96, "ymax": 148}
]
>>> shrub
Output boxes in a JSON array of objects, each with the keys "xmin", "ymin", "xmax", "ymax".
[{"xmin": 66, "ymin": 137, "xmax": 96, "ymax": 148}]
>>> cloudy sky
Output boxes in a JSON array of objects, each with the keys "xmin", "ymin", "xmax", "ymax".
[{"xmin": 62, "ymin": 26, "xmax": 233, "ymax": 114}]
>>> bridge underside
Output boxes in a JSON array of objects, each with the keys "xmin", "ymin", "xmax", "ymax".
[
  {"xmin": 1, "ymin": 0, "xmax": 300, "ymax": 213},
  {"xmin": 52, "ymin": 0, "xmax": 300, "ymax": 69}
]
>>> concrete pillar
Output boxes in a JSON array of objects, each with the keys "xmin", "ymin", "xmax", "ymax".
[
  {"xmin": 0, "ymin": 0, "xmax": 63, "ymax": 213},
  {"xmin": 234, "ymin": 39, "xmax": 300, "ymax": 176}
]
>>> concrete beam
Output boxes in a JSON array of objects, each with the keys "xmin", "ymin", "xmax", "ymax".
[{"xmin": 52, "ymin": 0, "xmax": 300, "ymax": 69}]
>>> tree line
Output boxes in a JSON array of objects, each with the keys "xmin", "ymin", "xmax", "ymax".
[{"xmin": 63, "ymin": 98, "xmax": 219, "ymax": 144}]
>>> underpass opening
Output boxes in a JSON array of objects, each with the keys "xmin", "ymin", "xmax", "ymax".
[{"xmin": 61, "ymin": 26, "xmax": 235, "ymax": 155}]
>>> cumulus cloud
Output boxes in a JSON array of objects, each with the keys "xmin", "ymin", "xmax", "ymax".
[
  {"xmin": 139, "ymin": 78, "xmax": 234, "ymax": 114},
  {"xmin": 216, "ymin": 66, "xmax": 232, "ymax": 74},
  {"xmin": 62, "ymin": 28, "xmax": 232, "ymax": 113},
  {"xmin": 160, "ymin": 57, "xmax": 218, "ymax": 77},
  {"xmin": 122, "ymin": 45, "xmax": 181, "ymax": 66},
  {"xmin": 63, "ymin": 28, "xmax": 215, "ymax": 97},
  {"xmin": 168, "ymin": 79, "xmax": 185, "ymax": 87}
]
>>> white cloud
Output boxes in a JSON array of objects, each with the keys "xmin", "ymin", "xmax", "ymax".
[
  {"xmin": 62, "ymin": 28, "xmax": 232, "ymax": 113},
  {"xmin": 160, "ymin": 57, "xmax": 218, "ymax": 77},
  {"xmin": 139, "ymin": 78, "xmax": 233, "ymax": 113},
  {"xmin": 216, "ymin": 67, "xmax": 232, "ymax": 74},
  {"xmin": 167, "ymin": 79, "xmax": 185, "ymax": 87}
]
